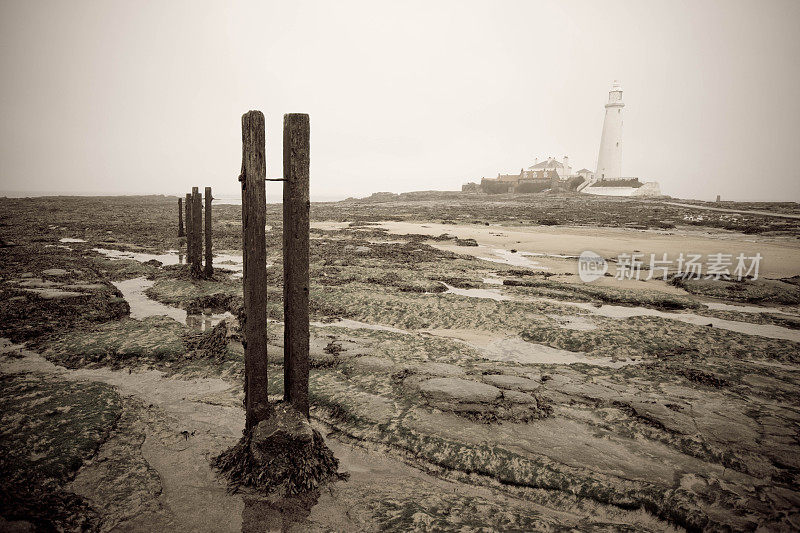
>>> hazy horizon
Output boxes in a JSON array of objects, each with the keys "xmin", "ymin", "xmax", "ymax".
[{"xmin": 2, "ymin": 0, "xmax": 799, "ymax": 202}]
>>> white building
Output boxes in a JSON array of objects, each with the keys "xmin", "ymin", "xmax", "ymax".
[
  {"xmin": 596, "ymin": 81, "xmax": 624, "ymax": 181},
  {"xmin": 528, "ymin": 156, "xmax": 572, "ymax": 178},
  {"xmin": 579, "ymin": 81, "xmax": 662, "ymax": 197}
]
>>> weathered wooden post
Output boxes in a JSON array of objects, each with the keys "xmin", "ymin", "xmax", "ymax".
[
  {"xmin": 204, "ymin": 186, "xmax": 214, "ymax": 277},
  {"xmin": 185, "ymin": 193, "xmax": 193, "ymax": 260},
  {"xmin": 283, "ymin": 113, "xmax": 310, "ymax": 418},
  {"xmin": 240, "ymin": 111, "xmax": 269, "ymax": 430},
  {"xmin": 191, "ymin": 186, "xmax": 203, "ymax": 277},
  {"xmin": 178, "ymin": 197, "xmax": 185, "ymax": 237}
]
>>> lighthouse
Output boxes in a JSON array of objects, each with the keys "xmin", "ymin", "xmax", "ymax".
[{"xmin": 596, "ymin": 81, "xmax": 624, "ymax": 181}]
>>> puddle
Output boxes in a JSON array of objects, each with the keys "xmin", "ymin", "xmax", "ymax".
[
  {"xmin": 704, "ymin": 301, "xmax": 799, "ymax": 317},
  {"xmin": 441, "ymin": 283, "xmax": 510, "ymax": 301},
  {"xmin": 482, "ymin": 277, "xmax": 504, "ymax": 285},
  {"xmin": 212, "ymin": 253, "xmax": 247, "ymax": 274},
  {"xmin": 94, "ymin": 248, "xmax": 272, "ymax": 279},
  {"xmin": 112, "ymin": 277, "xmax": 231, "ymax": 331},
  {"xmin": 94, "ymin": 248, "xmax": 186, "ymax": 266},
  {"xmin": 478, "ymin": 249, "xmax": 549, "ymax": 269},
  {"xmin": 525, "ymin": 252, "xmax": 580, "ymax": 259},
  {"xmin": 311, "ymin": 319, "xmax": 411, "ymax": 335},
  {"xmin": 59, "ymin": 238, "xmax": 87, "ymax": 243},
  {"xmin": 542, "ymin": 299, "xmax": 800, "ymax": 343},
  {"xmin": 45, "ymin": 244, "xmax": 73, "ymax": 250}
]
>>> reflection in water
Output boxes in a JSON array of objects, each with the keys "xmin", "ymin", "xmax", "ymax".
[
  {"xmin": 112, "ymin": 277, "xmax": 186, "ymax": 322},
  {"xmin": 112, "ymin": 277, "xmax": 234, "ymax": 331},
  {"xmin": 94, "ymin": 247, "xmax": 269, "ymax": 278},
  {"xmin": 94, "ymin": 248, "xmax": 185, "ymax": 265}
]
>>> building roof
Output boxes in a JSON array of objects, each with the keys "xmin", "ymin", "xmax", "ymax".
[
  {"xmin": 577, "ymin": 168, "xmax": 592, "ymax": 173},
  {"xmin": 528, "ymin": 159, "xmax": 565, "ymax": 170}
]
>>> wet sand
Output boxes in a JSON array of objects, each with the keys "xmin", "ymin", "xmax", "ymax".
[
  {"xmin": 341, "ymin": 220, "xmax": 800, "ymax": 279},
  {"xmin": 2, "ymin": 194, "xmax": 799, "ymax": 531}
]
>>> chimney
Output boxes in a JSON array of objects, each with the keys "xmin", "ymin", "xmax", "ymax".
[
  {"xmin": 563, "ymin": 155, "xmax": 569, "ymax": 166},
  {"xmin": 534, "ymin": 157, "xmax": 538, "ymax": 166}
]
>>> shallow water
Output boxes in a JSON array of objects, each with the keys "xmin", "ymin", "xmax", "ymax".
[
  {"xmin": 478, "ymin": 249, "xmax": 549, "ymax": 269},
  {"xmin": 525, "ymin": 252, "xmax": 580, "ymax": 259},
  {"xmin": 112, "ymin": 277, "xmax": 230, "ymax": 330},
  {"xmin": 441, "ymin": 283, "xmax": 510, "ymax": 301},
  {"xmin": 543, "ymin": 299, "xmax": 800, "ymax": 343},
  {"xmin": 704, "ymin": 301, "xmax": 799, "ymax": 317},
  {"xmin": 59, "ymin": 237, "xmax": 87, "ymax": 243},
  {"xmin": 94, "ymin": 248, "xmax": 271, "ymax": 279},
  {"xmin": 94, "ymin": 247, "xmax": 185, "ymax": 266}
]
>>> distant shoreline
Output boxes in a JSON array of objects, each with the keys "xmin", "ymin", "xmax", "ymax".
[
  {"xmin": 0, "ymin": 191, "xmax": 348, "ymax": 204},
  {"xmin": 2, "ymin": 190, "xmax": 799, "ymax": 206}
]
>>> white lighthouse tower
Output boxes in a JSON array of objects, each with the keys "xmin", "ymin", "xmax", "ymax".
[{"xmin": 595, "ymin": 81, "xmax": 624, "ymax": 181}]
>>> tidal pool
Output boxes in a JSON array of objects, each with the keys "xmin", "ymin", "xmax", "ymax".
[
  {"xmin": 94, "ymin": 248, "xmax": 185, "ymax": 266},
  {"xmin": 441, "ymin": 283, "xmax": 510, "ymax": 301},
  {"xmin": 478, "ymin": 249, "xmax": 549, "ymax": 269},
  {"xmin": 112, "ymin": 277, "xmax": 231, "ymax": 331},
  {"xmin": 544, "ymin": 299, "xmax": 800, "ymax": 343},
  {"xmin": 94, "ymin": 248, "xmax": 271, "ymax": 278}
]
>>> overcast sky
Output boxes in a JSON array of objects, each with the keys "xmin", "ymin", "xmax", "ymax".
[{"xmin": 1, "ymin": 0, "xmax": 798, "ymax": 201}]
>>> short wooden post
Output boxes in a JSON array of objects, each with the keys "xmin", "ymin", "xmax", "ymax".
[
  {"xmin": 240, "ymin": 111, "xmax": 269, "ymax": 430},
  {"xmin": 178, "ymin": 197, "xmax": 185, "ymax": 237},
  {"xmin": 204, "ymin": 186, "xmax": 214, "ymax": 277},
  {"xmin": 191, "ymin": 186, "xmax": 203, "ymax": 278},
  {"xmin": 283, "ymin": 113, "xmax": 310, "ymax": 418},
  {"xmin": 185, "ymin": 193, "xmax": 193, "ymax": 260}
]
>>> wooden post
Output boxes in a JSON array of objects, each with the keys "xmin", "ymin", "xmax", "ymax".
[
  {"xmin": 204, "ymin": 186, "xmax": 214, "ymax": 277},
  {"xmin": 178, "ymin": 197, "xmax": 185, "ymax": 237},
  {"xmin": 185, "ymin": 193, "xmax": 193, "ymax": 260},
  {"xmin": 240, "ymin": 111, "xmax": 269, "ymax": 430},
  {"xmin": 191, "ymin": 186, "xmax": 203, "ymax": 278},
  {"xmin": 283, "ymin": 113, "xmax": 310, "ymax": 418}
]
